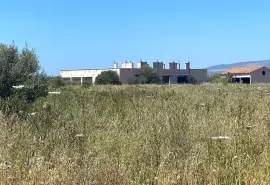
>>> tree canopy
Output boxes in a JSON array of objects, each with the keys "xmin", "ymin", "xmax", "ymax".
[
  {"xmin": 135, "ymin": 65, "xmax": 160, "ymax": 84},
  {"xmin": 95, "ymin": 70, "xmax": 121, "ymax": 85}
]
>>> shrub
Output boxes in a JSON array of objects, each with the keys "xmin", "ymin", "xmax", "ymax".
[
  {"xmin": 95, "ymin": 70, "xmax": 121, "ymax": 85},
  {"xmin": 208, "ymin": 73, "xmax": 232, "ymax": 83},
  {"xmin": 135, "ymin": 65, "xmax": 160, "ymax": 84}
]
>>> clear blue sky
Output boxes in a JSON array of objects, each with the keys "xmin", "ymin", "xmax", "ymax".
[{"xmin": 1, "ymin": 0, "xmax": 270, "ymax": 75}]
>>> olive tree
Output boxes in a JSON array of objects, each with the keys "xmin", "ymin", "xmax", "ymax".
[
  {"xmin": 0, "ymin": 42, "xmax": 48, "ymax": 114},
  {"xmin": 135, "ymin": 65, "xmax": 160, "ymax": 84}
]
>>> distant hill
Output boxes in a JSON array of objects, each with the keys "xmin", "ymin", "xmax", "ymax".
[{"xmin": 206, "ymin": 60, "xmax": 270, "ymax": 75}]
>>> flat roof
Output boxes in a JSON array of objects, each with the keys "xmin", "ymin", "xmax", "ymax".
[{"xmin": 60, "ymin": 68, "xmax": 117, "ymax": 71}]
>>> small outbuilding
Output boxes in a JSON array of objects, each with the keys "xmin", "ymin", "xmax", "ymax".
[{"xmin": 221, "ymin": 66, "xmax": 270, "ymax": 84}]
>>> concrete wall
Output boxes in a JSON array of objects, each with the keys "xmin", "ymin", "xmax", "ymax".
[
  {"xmin": 60, "ymin": 69, "xmax": 120, "ymax": 84},
  {"xmin": 119, "ymin": 67, "xmax": 205, "ymax": 84},
  {"xmin": 119, "ymin": 68, "xmax": 139, "ymax": 84},
  {"xmin": 160, "ymin": 69, "xmax": 188, "ymax": 75},
  {"xmin": 251, "ymin": 67, "xmax": 270, "ymax": 83},
  {"xmin": 113, "ymin": 62, "xmax": 118, "ymax": 69},
  {"xmin": 189, "ymin": 69, "xmax": 208, "ymax": 82},
  {"xmin": 60, "ymin": 68, "xmax": 139, "ymax": 85},
  {"xmin": 185, "ymin": 62, "xmax": 190, "ymax": 70}
]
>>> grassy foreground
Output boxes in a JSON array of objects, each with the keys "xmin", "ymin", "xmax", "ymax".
[{"xmin": 1, "ymin": 84, "xmax": 270, "ymax": 184}]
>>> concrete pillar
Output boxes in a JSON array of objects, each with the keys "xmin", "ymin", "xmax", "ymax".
[
  {"xmin": 177, "ymin": 63, "xmax": 180, "ymax": 69},
  {"xmin": 185, "ymin": 62, "xmax": 190, "ymax": 70},
  {"xmin": 126, "ymin": 62, "xmax": 134, "ymax": 68},
  {"xmin": 185, "ymin": 62, "xmax": 190, "ymax": 76},
  {"xmin": 122, "ymin": 62, "xmax": 126, "ymax": 68},
  {"xmin": 137, "ymin": 61, "xmax": 142, "ymax": 68},
  {"xmin": 113, "ymin": 62, "xmax": 118, "ymax": 69},
  {"xmin": 70, "ymin": 72, "xmax": 73, "ymax": 81},
  {"xmin": 169, "ymin": 75, "xmax": 177, "ymax": 84},
  {"xmin": 153, "ymin": 62, "xmax": 163, "ymax": 72},
  {"xmin": 169, "ymin": 62, "xmax": 177, "ymax": 73}
]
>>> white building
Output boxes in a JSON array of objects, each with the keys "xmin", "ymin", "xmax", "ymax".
[{"xmin": 60, "ymin": 61, "xmax": 208, "ymax": 84}]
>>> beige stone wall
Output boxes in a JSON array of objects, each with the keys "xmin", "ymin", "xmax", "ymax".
[
  {"xmin": 189, "ymin": 69, "xmax": 208, "ymax": 82},
  {"xmin": 251, "ymin": 67, "xmax": 270, "ymax": 83}
]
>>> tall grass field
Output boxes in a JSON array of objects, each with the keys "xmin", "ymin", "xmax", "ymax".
[{"xmin": 1, "ymin": 84, "xmax": 270, "ymax": 184}]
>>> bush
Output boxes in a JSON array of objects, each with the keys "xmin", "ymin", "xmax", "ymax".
[
  {"xmin": 208, "ymin": 73, "xmax": 232, "ymax": 83},
  {"xmin": 0, "ymin": 42, "xmax": 48, "ymax": 114},
  {"xmin": 95, "ymin": 71, "xmax": 121, "ymax": 85}
]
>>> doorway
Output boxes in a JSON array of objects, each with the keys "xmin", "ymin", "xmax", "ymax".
[{"xmin": 177, "ymin": 76, "xmax": 188, "ymax": 83}]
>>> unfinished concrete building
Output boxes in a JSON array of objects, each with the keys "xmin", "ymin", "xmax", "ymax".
[{"xmin": 60, "ymin": 61, "xmax": 208, "ymax": 84}]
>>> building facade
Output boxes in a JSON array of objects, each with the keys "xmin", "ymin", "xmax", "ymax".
[
  {"xmin": 60, "ymin": 61, "xmax": 208, "ymax": 84},
  {"xmin": 221, "ymin": 66, "xmax": 270, "ymax": 84}
]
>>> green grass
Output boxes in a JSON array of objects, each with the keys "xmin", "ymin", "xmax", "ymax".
[{"xmin": 1, "ymin": 84, "xmax": 270, "ymax": 184}]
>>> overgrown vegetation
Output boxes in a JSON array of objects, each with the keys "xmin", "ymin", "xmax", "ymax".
[
  {"xmin": 0, "ymin": 42, "xmax": 48, "ymax": 114},
  {"xmin": 48, "ymin": 76, "xmax": 66, "ymax": 90},
  {"xmin": 95, "ymin": 70, "xmax": 121, "ymax": 85},
  {"xmin": 208, "ymin": 73, "xmax": 233, "ymax": 83},
  {"xmin": 1, "ymin": 84, "xmax": 270, "ymax": 184}
]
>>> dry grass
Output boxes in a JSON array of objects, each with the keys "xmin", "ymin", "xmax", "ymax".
[{"xmin": 1, "ymin": 84, "xmax": 270, "ymax": 184}]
